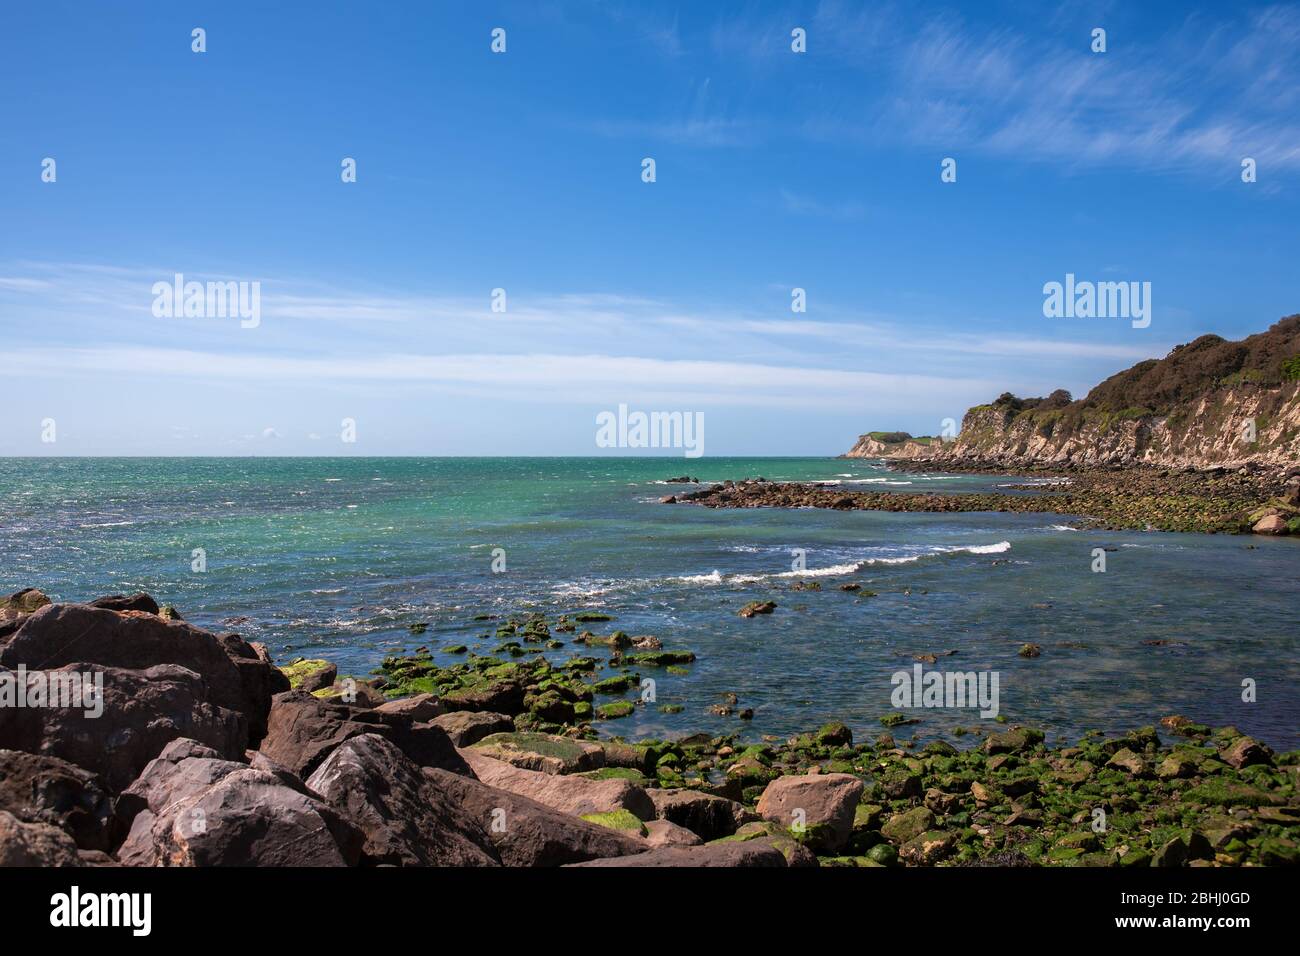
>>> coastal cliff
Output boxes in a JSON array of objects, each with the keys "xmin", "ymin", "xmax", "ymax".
[{"xmin": 847, "ymin": 315, "xmax": 1300, "ymax": 472}]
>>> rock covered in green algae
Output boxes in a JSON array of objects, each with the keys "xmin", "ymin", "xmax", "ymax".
[
  {"xmin": 580, "ymin": 809, "xmax": 648, "ymax": 837},
  {"xmin": 370, "ymin": 612, "xmax": 1294, "ymax": 867},
  {"xmin": 279, "ymin": 657, "xmax": 338, "ymax": 693},
  {"xmin": 469, "ymin": 733, "xmax": 605, "ymax": 775},
  {"xmin": 596, "ymin": 700, "xmax": 635, "ymax": 720}
]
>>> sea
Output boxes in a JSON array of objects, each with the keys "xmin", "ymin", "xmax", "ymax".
[{"xmin": 2, "ymin": 456, "xmax": 1297, "ymax": 750}]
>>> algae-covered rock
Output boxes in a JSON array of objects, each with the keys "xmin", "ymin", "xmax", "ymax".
[
  {"xmin": 881, "ymin": 806, "xmax": 936, "ymax": 844},
  {"xmin": 581, "ymin": 809, "xmax": 649, "ymax": 837},
  {"xmin": 596, "ymin": 700, "xmax": 635, "ymax": 720},
  {"xmin": 468, "ymin": 732, "xmax": 605, "ymax": 775}
]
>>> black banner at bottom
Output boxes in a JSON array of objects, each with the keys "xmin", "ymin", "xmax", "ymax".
[{"xmin": 4, "ymin": 865, "xmax": 1275, "ymax": 942}]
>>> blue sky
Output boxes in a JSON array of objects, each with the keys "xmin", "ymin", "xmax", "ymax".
[{"xmin": 3, "ymin": 0, "xmax": 1298, "ymax": 455}]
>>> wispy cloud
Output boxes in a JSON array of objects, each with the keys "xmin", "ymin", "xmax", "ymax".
[
  {"xmin": 7, "ymin": 345, "xmax": 1004, "ymax": 411},
  {"xmin": 709, "ymin": 2, "xmax": 1300, "ymax": 175},
  {"xmin": 1, "ymin": 259, "xmax": 1161, "ymax": 372}
]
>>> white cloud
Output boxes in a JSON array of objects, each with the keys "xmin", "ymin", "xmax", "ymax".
[{"xmin": 7, "ymin": 345, "xmax": 1003, "ymax": 411}]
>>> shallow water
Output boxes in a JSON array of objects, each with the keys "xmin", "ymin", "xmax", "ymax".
[{"xmin": 2, "ymin": 456, "xmax": 1297, "ymax": 750}]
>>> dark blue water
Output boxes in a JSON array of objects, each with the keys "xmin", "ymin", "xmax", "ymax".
[{"xmin": 2, "ymin": 457, "xmax": 1296, "ymax": 750}]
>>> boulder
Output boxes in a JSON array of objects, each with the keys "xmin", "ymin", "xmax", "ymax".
[
  {"xmin": 1252, "ymin": 514, "xmax": 1287, "ymax": 534},
  {"xmin": 258, "ymin": 691, "xmax": 467, "ymax": 780},
  {"xmin": 0, "ymin": 809, "xmax": 82, "ymax": 866},
  {"xmin": 1106, "ymin": 748, "xmax": 1151, "ymax": 777},
  {"xmin": 0, "ymin": 588, "xmax": 51, "ymax": 625},
  {"xmin": 643, "ymin": 819, "xmax": 704, "ymax": 848},
  {"xmin": 647, "ymin": 788, "xmax": 747, "ymax": 841},
  {"xmin": 755, "ymin": 772, "xmax": 863, "ymax": 852},
  {"xmin": 726, "ymin": 821, "xmax": 820, "ymax": 866},
  {"xmin": 881, "ymin": 806, "xmax": 937, "ymax": 844},
  {"xmin": 0, "ymin": 749, "xmax": 116, "ymax": 851},
  {"xmin": 430, "ymin": 710, "xmax": 512, "ymax": 747},
  {"xmin": 114, "ymin": 738, "xmax": 246, "ymax": 831},
  {"xmin": 375, "ymin": 693, "xmax": 445, "ymax": 723},
  {"xmin": 425, "ymin": 766, "xmax": 647, "ymax": 867},
  {"xmin": 212, "ymin": 633, "xmax": 290, "ymax": 744},
  {"xmin": 982, "ymin": 727, "xmax": 1045, "ymax": 755},
  {"xmin": 568, "ymin": 840, "xmax": 787, "ymax": 867},
  {"xmin": 314, "ymin": 678, "xmax": 387, "ymax": 708},
  {"xmin": 900, "ymin": 829, "xmax": 956, "ymax": 865},
  {"xmin": 0, "ymin": 604, "xmax": 247, "ymax": 715},
  {"xmin": 117, "ymin": 766, "xmax": 361, "ymax": 866},
  {"xmin": 462, "ymin": 749, "xmax": 655, "ymax": 820},
  {"xmin": 1219, "ymin": 736, "xmax": 1274, "ymax": 769},
  {"xmin": 0, "ymin": 663, "xmax": 248, "ymax": 792},
  {"xmin": 279, "ymin": 658, "xmax": 338, "ymax": 693},
  {"xmin": 1, "ymin": 601, "xmax": 286, "ymax": 751},
  {"xmin": 441, "ymin": 679, "xmax": 526, "ymax": 715},
  {"xmin": 468, "ymin": 732, "xmax": 605, "ymax": 775},
  {"xmin": 88, "ymin": 593, "xmax": 160, "ymax": 615},
  {"xmin": 305, "ymin": 735, "xmax": 498, "ymax": 867}
]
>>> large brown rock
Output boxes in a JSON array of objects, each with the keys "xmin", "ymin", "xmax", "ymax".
[
  {"xmin": 441, "ymin": 679, "xmax": 526, "ymax": 715},
  {"xmin": 462, "ymin": 749, "xmax": 655, "ymax": 820},
  {"xmin": 647, "ymin": 788, "xmax": 748, "ymax": 841},
  {"xmin": 467, "ymin": 732, "xmax": 605, "ymax": 774},
  {"xmin": 258, "ymin": 690, "xmax": 467, "ymax": 779},
  {"xmin": 643, "ymin": 819, "xmax": 704, "ymax": 847},
  {"xmin": 431, "ymin": 710, "xmax": 512, "ymax": 746},
  {"xmin": 1252, "ymin": 514, "xmax": 1287, "ymax": 534},
  {"xmin": 0, "ymin": 663, "xmax": 248, "ymax": 792},
  {"xmin": 117, "ymin": 765, "xmax": 361, "ymax": 866},
  {"xmin": 113, "ymin": 738, "xmax": 246, "ymax": 832},
  {"xmin": 374, "ymin": 693, "xmax": 444, "ymax": 723},
  {"xmin": 88, "ymin": 593, "xmax": 160, "ymax": 614},
  {"xmin": 1219, "ymin": 735, "xmax": 1274, "ymax": 769},
  {"xmin": 212, "ymin": 633, "xmax": 290, "ymax": 745},
  {"xmin": 755, "ymin": 772, "xmax": 863, "ymax": 852},
  {"xmin": 305, "ymin": 734, "xmax": 498, "ymax": 867},
  {"xmin": 568, "ymin": 840, "xmax": 787, "ymax": 867},
  {"xmin": 0, "ymin": 749, "xmax": 117, "ymax": 851},
  {"xmin": 425, "ymin": 766, "xmax": 647, "ymax": 867},
  {"xmin": 0, "ymin": 604, "xmax": 247, "ymax": 715},
  {"xmin": 0, "ymin": 809, "xmax": 83, "ymax": 866}
]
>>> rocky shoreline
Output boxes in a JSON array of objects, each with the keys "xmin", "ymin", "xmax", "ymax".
[
  {"xmin": 1, "ymin": 588, "xmax": 1296, "ymax": 867},
  {"xmin": 662, "ymin": 467, "xmax": 1300, "ymax": 534}
]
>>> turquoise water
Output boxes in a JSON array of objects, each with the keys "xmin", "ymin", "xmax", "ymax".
[{"xmin": 2, "ymin": 457, "xmax": 1297, "ymax": 750}]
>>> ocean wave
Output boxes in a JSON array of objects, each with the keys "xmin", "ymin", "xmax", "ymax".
[
  {"xmin": 550, "ymin": 541, "xmax": 1013, "ymax": 597},
  {"xmin": 78, "ymin": 520, "xmax": 135, "ymax": 528},
  {"xmin": 958, "ymin": 541, "xmax": 1012, "ymax": 554},
  {"xmin": 674, "ymin": 541, "xmax": 1012, "ymax": 585}
]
